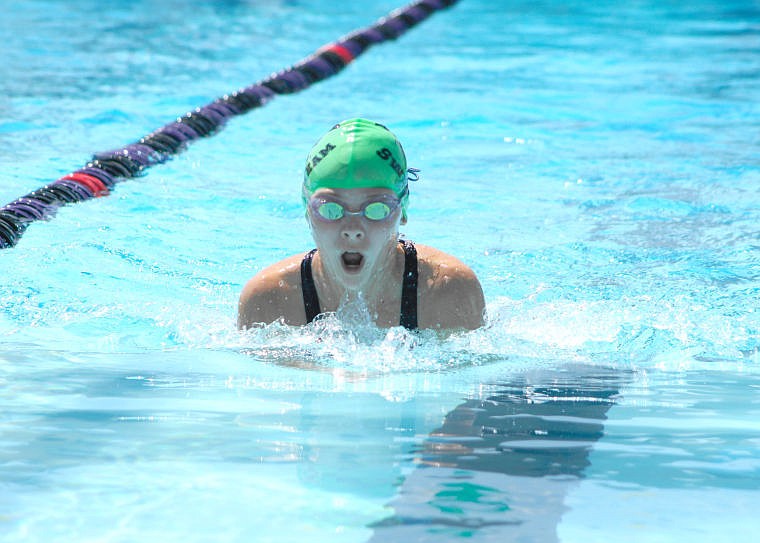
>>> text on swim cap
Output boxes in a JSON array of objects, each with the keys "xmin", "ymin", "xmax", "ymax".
[
  {"xmin": 305, "ymin": 142, "xmax": 336, "ymax": 176},
  {"xmin": 376, "ymin": 148, "xmax": 404, "ymax": 178}
]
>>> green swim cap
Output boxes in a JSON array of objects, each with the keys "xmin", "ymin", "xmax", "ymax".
[{"xmin": 303, "ymin": 118, "xmax": 409, "ymax": 219}]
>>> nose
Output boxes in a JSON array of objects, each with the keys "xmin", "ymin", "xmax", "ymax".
[{"xmin": 341, "ymin": 217, "xmax": 364, "ymax": 241}]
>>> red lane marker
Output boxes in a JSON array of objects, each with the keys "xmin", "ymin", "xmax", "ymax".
[
  {"xmin": 327, "ymin": 44, "xmax": 355, "ymax": 65},
  {"xmin": 62, "ymin": 173, "xmax": 109, "ymax": 197}
]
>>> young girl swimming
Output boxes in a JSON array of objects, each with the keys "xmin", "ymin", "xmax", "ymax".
[{"xmin": 238, "ymin": 118, "xmax": 484, "ymax": 331}]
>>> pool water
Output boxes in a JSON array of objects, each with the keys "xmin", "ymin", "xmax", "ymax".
[{"xmin": 1, "ymin": 0, "xmax": 759, "ymax": 541}]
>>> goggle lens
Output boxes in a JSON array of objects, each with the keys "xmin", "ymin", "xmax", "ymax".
[
  {"xmin": 363, "ymin": 202, "xmax": 392, "ymax": 220},
  {"xmin": 316, "ymin": 201, "xmax": 345, "ymax": 220}
]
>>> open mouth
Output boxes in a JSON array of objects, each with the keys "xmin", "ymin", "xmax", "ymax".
[{"xmin": 341, "ymin": 252, "xmax": 364, "ymax": 272}]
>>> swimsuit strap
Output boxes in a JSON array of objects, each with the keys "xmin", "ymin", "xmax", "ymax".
[
  {"xmin": 299, "ymin": 240, "xmax": 418, "ymax": 329},
  {"xmin": 300, "ymin": 248, "xmax": 321, "ymax": 323},
  {"xmin": 399, "ymin": 239, "xmax": 419, "ymax": 331}
]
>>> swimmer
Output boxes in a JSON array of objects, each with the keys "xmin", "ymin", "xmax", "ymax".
[{"xmin": 238, "ymin": 118, "xmax": 485, "ymax": 331}]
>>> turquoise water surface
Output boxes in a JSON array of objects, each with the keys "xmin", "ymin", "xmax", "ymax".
[{"xmin": 1, "ymin": 0, "xmax": 759, "ymax": 541}]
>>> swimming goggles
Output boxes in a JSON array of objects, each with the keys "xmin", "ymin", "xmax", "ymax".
[{"xmin": 308, "ymin": 195, "xmax": 400, "ymax": 222}]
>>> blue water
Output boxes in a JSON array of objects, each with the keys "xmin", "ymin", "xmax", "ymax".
[{"xmin": 1, "ymin": 0, "xmax": 759, "ymax": 541}]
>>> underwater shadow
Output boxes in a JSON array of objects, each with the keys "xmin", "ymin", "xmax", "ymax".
[{"xmin": 369, "ymin": 364, "xmax": 628, "ymax": 542}]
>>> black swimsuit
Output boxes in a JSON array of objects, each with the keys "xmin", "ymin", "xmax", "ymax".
[{"xmin": 300, "ymin": 239, "xmax": 418, "ymax": 330}]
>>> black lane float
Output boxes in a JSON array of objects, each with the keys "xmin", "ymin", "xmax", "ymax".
[{"xmin": 0, "ymin": 0, "xmax": 459, "ymax": 249}]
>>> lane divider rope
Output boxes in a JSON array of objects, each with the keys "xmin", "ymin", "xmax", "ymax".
[{"xmin": 0, "ymin": 0, "xmax": 459, "ymax": 249}]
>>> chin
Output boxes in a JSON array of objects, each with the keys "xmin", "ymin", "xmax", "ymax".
[
  {"xmin": 338, "ymin": 269, "xmax": 371, "ymax": 291},
  {"xmin": 344, "ymin": 260, "xmax": 385, "ymax": 292}
]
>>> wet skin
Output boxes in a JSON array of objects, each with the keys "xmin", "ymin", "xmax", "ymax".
[{"xmin": 238, "ymin": 187, "xmax": 485, "ymax": 330}]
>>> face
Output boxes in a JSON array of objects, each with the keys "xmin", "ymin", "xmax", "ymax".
[{"xmin": 306, "ymin": 187, "xmax": 405, "ymax": 291}]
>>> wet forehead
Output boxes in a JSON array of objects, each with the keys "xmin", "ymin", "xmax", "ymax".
[{"xmin": 311, "ymin": 187, "xmax": 396, "ymax": 206}]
